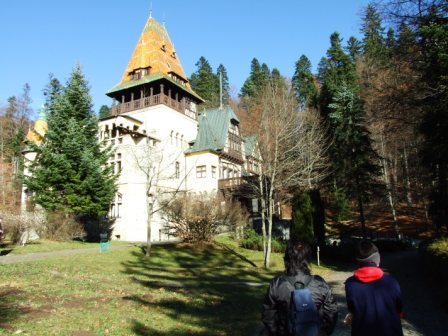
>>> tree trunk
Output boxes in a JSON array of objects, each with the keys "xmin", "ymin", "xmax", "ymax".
[
  {"xmin": 146, "ymin": 200, "xmax": 153, "ymax": 257},
  {"xmin": 380, "ymin": 135, "xmax": 399, "ymax": 235},
  {"xmin": 259, "ymin": 175, "xmax": 267, "ymax": 265},
  {"xmin": 356, "ymin": 177, "xmax": 366, "ymax": 239},
  {"xmin": 403, "ymin": 145, "xmax": 413, "ymax": 206}
]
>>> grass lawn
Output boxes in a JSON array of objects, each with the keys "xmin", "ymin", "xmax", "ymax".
[
  {"xmin": 0, "ymin": 235, "xmax": 329, "ymax": 336},
  {"xmin": 0, "ymin": 239, "xmax": 131, "ymax": 256}
]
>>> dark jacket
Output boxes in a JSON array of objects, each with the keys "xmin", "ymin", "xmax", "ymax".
[
  {"xmin": 345, "ymin": 266, "xmax": 403, "ymax": 336},
  {"xmin": 262, "ymin": 272, "xmax": 338, "ymax": 336}
]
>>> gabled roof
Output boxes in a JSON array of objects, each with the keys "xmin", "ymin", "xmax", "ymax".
[{"xmin": 186, "ymin": 106, "xmax": 240, "ymax": 154}]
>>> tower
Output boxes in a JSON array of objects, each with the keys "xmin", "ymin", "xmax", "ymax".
[{"xmin": 106, "ymin": 17, "xmax": 203, "ymax": 118}]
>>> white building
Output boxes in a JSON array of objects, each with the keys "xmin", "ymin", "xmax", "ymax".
[{"xmin": 100, "ymin": 16, "xmax": 261, "ymax": 242}]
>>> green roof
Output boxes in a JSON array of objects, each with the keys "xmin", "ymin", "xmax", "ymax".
[
  {"xmin": 186, "ymin": 106, "xmax": 240, "ymax": 154},
  {"xmin": 243, "ymin": 135, "xmax": 257, "ymax": 157},
  {"xmin": 106, "ymin": 72, "xmax": 204, "ymax": 102}
]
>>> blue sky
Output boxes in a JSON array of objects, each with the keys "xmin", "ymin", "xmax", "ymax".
[{"xmin": 0, "ymin": 0, "xmax": 371, "ymax": 118}]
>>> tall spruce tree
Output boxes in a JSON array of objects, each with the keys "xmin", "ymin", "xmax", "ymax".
[
  {"xmin": 189, "ymin": 56, "xmax": 219, "ymax": 109},
  {"xmin": 25, "ymin": 65, "xmax": 116, "ymax": 216},
  {"xmin": 216, "ymin": 64, "xmax": 230, "ymax": 106},
  {"xmin": 416, "ymin": 2, "xmax": 448, "ymax": 232},
  {"xmin": 361, "ymin": 4, "xmax": 387, "ymax": 63},
  {"xmin": 240, "ymin": 58, "xmax": 271, "ymax": 98},
  {"xmin": 292, "ymin": 55, "xmax": 317, "ymax": 111},
  {"xmin": 329, "ymin": 85, "xmax": 382, "ymax": 236},
  {"xmin": 318, "ymin": 32, "xmax": 356, "ymax": 118}
]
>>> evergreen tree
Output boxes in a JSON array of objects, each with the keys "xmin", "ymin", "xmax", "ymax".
[
  {"xmin": 417, "ymin": 3, "xmax": 448, "ymax": 232},
  {"xmin": 346, "ymin": 36, "xmax": 362, "ymax": 62},
  {"xmin": 189, "ymin": 56, "xmax": 219, "ymax": 109},
  {"xmin": 25, "ymin": 65, "xmax": 116, "ymax": 216},
  {"xmin": 318, "ymin": 32, "xmax": 356, "ymax": 118},
  {"xmin": 290, "ymin": 191, "xmax": 315, "ymax": 243},
  {"xmin": 216, "ymin": 64, "xmax": 230, "ymax": 106},
  {"xmin": 361, "ymin": 4, "xmax": 387, "ymax": 62},
  {"xmin": 240, "ymin": 58, "xmax": 271, "ymax": 98},
  {"xmin": 98, "ymin": 105, "xmax": 111, "ymax": 119},
  {"xmin": 292, "ymin": 55, "xmax": 317, "ymax": 110},
  {"xmin": 329, "ymin": 84, "xmax": 382, "ymax": 236}
]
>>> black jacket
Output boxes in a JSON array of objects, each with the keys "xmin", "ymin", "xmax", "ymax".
[{"xmin": 262, "ymin": 272, "xmax": 338, "ymax": 336}]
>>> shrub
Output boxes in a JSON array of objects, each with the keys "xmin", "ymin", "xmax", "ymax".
[
  {"xmin": 162, "ymin": 193, "xmax": 248, "ymax": 244},
  {"xmin": 0, "ymin": 210, "xmax": 46, "ymax": 244},
  {"xmin": 44, "ymin": 211, "xmax": 86, "ymax": 241},
  {"xmin": 240, "ymin": 229, "xmax": 286, "ymax": 253},
  {"xmin": 420, "ymin": 238, "xmax": 448, "ymax": 280},
  {"xmin": 331, "ymin": 186, "xmax": 351, "ymax": 222},
  {"xmin": 290, "ymin": 191, "xmax": 314, "ymax": 243}
]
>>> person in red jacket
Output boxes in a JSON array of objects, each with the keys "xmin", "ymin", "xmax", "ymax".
[{"xmin": 345, "ymin": 240, "xmax": 403, "ymax": 336}]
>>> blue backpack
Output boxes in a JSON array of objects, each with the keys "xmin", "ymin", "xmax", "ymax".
[{"xmin": 286, "ymin": 276, "xmax": 320, "ymax": 336}]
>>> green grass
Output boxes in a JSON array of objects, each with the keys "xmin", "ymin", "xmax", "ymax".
[
  {"xmin": 427, "ymin": 237, "xmax": 448, "ymax": 257},
  {"xmin": 0, "ymin": 235, "xmax": 312, "ymax": 336},
  {"xmin": 0, "ymin": 239, "xmax": 131, "ymax": 256}
]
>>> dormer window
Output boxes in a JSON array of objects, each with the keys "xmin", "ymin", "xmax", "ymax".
[
  {"xmin": 229, "ymin": 122, "xmax": 239, "ymax": 135},
  {"xmin": 161, "ymin": 44, "xmax": 166, "ymax": 52},
  {"xmin": 130, "ymin": 67, "xmax": 150, "ymax": 81},
  {"xmin": 171, "ymin": 51, "xmax": 177, "ymax": 59}
]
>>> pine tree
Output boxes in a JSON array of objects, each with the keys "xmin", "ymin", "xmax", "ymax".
[
  {"xmin": 189, "ymin": 56, "xmax": 219, "ymax": 109},
  {"xmin": 361, "ymin": 4, "xmax": 386, "ymax": 63},
  {"xmin": 292, "ymin": 55, "xmax": 317, "ymax": 111},
  {"xmin": 346, "ymin": 36, "xmax": 362, "ymax": 62},
  {"xmin": 25, "ymin": 65, "xmax": 116, "ymax": 216},
  {"xmin": 417, "ymin": 3, "xmax": 448, "ymax": 232},
  {"xmin": 318, "ymin": 32, "xmax": 356, "ymax": 118},
  {"xmin": 240, "ymin": 58, "xmax": 271, "ymax": 98},
  {"xmin": 98, "ymin": 105, "xmax": 111, "ymax": 119},
  {"xmin": 329, "ymin": 85, "xmax": 382, "ymax": 236},
  {"xmin": 216, "ymin": 64, "xmax": 230, "ymax": 105}
]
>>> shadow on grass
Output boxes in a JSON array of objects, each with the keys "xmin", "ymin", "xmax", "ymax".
[
  {"xmin": 0, "ymin": 287, "xmax": 25, "ymax": 331},
  {"xmin": 121, "ymin": 243, "xmax": 275, "ymax": 335}
]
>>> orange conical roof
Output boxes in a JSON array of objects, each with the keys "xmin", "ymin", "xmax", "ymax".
[
  {"xmin": 25, "ymin": 106, "xmax": 47, "ymax": 145},
  {"xmin": 120, "ymin": 17, "xmax": 190, "ymax": 87}
]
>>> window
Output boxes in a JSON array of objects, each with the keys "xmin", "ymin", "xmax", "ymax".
[
  {"xmin": 117, "ymin": 153, "xmax": 122, "ymax": 173},
  {"xmin": 211, "ymin": 166, "xmax": 216, "ymax": 178},
  {"xmin": 196, "ymin": 165, "xmax": 206, "ymax": 178},
  {"xmin": 175, "ymin": 161, "xmax": 180, "ymax": 179}
]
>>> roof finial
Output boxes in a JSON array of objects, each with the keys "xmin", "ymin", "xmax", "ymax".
[{"xmin": 149, "ymin": 1, "xmax": 152, "ymax": 18}]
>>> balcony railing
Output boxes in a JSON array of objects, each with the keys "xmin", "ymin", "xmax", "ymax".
[
  {"xmin": 218, "ymin": 177, "xmax": 245, "ymax": 190},
  {"xmin": 111, "ymin": 93, "xmax": 196, "ymax": 119}
]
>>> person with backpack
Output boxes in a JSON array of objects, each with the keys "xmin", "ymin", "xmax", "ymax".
[
  {"xmin": 262, "ymin": 240, "xmax": 338, "ymax": 336},
  {"xmin": 344, "ymin": 240, "xmax": 403, "ymax": 336}
]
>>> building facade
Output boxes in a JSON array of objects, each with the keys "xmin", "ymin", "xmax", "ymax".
[{"xmin": 101, "ymin": 15, "xmax": 261, "ymax": 242}]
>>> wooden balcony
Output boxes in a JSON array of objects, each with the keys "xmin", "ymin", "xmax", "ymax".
[
  {"xmin": 111, "ymin": 93, "xmax": 197, "ymax": 119},
  {"xmin": 218, "ymin": 177, "xmax": 245, "ymax": 190}
]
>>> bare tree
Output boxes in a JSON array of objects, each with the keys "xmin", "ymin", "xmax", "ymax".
[
  {"xmin": 250, "ymin": 80, "xmax": 330, "ymax": 268},
  {"xmin": 161, "ymin": 192, "xmax": 248, "ymax": 243},
  {"xmin": 130, "ymin": 135, "xmax": 190, "ymax": 257}
]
